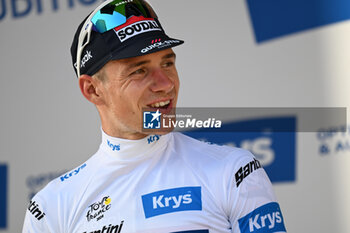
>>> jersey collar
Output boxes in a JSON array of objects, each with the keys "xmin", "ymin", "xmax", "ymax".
[{"xmin": 100, "ymin": 129, "xmax": 171, "ymax": 161}]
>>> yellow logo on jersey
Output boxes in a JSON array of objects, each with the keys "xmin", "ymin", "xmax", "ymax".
[{"xmin": 104, "ymin": 197, "xmax": 111, "ymax": 205}]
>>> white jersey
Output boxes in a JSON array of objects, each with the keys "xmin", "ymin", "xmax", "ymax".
[{"xmin": 23, "ymin": 131, "xmax": 286, "ymax": 233}]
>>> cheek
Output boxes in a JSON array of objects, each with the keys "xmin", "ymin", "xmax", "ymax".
[
  {"xmin": 175, "ymin": 74, "xmax": 180, "ymax": 89},
  {"xmin": 104, "ymin": 85, "xmax": 126, "ymax": 112},
  {"xmin": 171, "ymin": 71, "xmax": 180, "ymax": 91},
  {"xmin": 121, "ymin": 82, "xmax": 147, "ymax": 110}
]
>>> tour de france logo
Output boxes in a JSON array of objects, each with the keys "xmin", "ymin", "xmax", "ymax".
[{"xmin": 86, "ymin": 196, "xmax": 112, "ymax": 222}]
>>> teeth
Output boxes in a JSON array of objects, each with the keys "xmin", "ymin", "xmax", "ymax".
[{"xmin": 150, "ymin": 100, "xmax": 170, "ymax": 108}]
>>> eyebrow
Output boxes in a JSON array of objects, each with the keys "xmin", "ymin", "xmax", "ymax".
[
  {"xmin": 122, "ymin": 52, "xmax": 177, "ymax": 74},
  {"xmin": 162, "ymin": 52, "xmax": 176, "ymax": 60},
  {"xmin": 126, "ymin": 60, "xmax": 150, "ymax": 71}
]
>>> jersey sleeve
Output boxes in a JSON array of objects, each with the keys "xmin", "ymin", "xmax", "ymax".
[
  {"xmin": 22, "ymin": 195, "xmax": 51, "ymax": 233},
  {"xmin": 224, "ymin": 150, "xmax": 287, "ymax": 233}
]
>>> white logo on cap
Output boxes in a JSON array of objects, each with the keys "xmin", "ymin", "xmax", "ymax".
[
  {"xmin": 74, "ymin": 50, "xmax": 93, "ymax": 69},
  {"xmin": 114, "ymin": 0, "xmax": 134, "ymax": 7},
  {"xmin": 115, "ymin": 20, "xmax": 161, "ymax": 42},
  {"xmin": 141, "ymin": 40, "xmax": 181, "ymax": 53}
]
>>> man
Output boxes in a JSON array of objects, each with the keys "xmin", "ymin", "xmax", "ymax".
[{"xmin": 23, "ymin": 0, "xmax": 287, "ymax": 232}]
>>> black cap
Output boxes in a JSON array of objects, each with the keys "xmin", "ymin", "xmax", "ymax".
[{"xmin": 70, "ymin": 0, "xmax": 184, "ymax": 77}]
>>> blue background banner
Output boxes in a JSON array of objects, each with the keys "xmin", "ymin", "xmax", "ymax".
[
  {"xmin": 246, "ymin": 0, "xmax": 350, "ymax": 43},
  {"xmin": 0, "ymin": 164, "xmax": 7, "ymax": 229}
]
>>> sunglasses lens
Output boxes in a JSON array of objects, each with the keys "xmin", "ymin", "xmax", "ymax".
[
  {"xmin": 91, "ymin": 0, "xmax": 157, "ymax": 33},
  {"xmin": 77, "ymin": 0, "xmax": 159, "ymax": 76},
  {"xmin": 92, "ymin": 11, "xmax": 126, "ymax": 33}
]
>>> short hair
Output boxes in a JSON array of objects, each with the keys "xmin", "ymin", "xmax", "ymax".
[{"xmin": 92, "ymin": 67, "xmax": 107, "ymax": 82}]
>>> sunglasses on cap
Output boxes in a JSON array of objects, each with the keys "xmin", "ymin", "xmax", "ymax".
[{"xmin": 76, "ymin": 0, "xmax": 157, "ymax": 77}]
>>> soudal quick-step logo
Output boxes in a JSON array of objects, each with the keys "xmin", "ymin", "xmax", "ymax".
[
  {"xmin": 60, "ymin": 163, "xmax": 86, "ymax": 182},
  {"xmin": 27, "ymin": 200, "xmax": 45, "ymax": 221},
  {"xmin": 238, "ymin": 202, "xmax": 286, "ymax": 233},
  {"xmin": 82, "ymin": 220, "xmax": 124, "ymax": 233},
  {"xmin": 86, "ymin": 196, "xmax": 112, "ymax": 222},
  {"xmin": 141, "ymin": 40, "xmax": 181, "ymax": 54},
  {"xmin": 142, "ymin": 186, "xmax": 202, "ymax": 218},
  {"xmin": 115, "ymin": 19, "xmax": 161, "ymax": 42}
]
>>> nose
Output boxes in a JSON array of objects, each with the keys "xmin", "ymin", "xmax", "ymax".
[{"xmin": 149, "ymin": 69, "xmax": 174, "ymax": 93}]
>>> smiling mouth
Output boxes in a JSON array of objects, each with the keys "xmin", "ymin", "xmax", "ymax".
[
  {"xmin": 146, "ymin": 99, "xmax": 174, "ymax": 114},
  {"xmin": 149, "ymin": 100, "xmax": 171, "ymax": 108}
]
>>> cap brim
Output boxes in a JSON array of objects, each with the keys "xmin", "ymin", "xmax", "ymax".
[{"xmin": 110, "ymin": 33, "xmax": 184, "ymax": 61}]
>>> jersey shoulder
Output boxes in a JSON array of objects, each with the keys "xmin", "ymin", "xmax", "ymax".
[
  {"xmin": 172, "ymin": 132, "xmax": 255, "ymax": 166},
  {"xmin": 23, "ymin": 152, "xmax": 105, "ymax": 232},
  {"xmin": 29, "ymin": 151, "xmax": 103, "ymax": 213},
  {"xmin": 47, "ymin": 152, "xmax": 101, "ymax": 193},
  {"xmin": 171, "ymin": 132, "xmax": 260, "ymax": 187}
]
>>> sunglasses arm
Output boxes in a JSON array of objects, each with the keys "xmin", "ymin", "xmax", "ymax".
[{"xmin": 75, "ymin": 1, "xmax": 112, "ymax": 77}]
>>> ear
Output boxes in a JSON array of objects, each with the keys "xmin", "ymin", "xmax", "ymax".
[{"xmin": 78, "ymin": 74, "xmax": 105, "ymax": 105}]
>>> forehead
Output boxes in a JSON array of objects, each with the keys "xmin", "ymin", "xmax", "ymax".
[{"xmin": 99, "ymin": 48, "xmax": 176, "ymax": 81}]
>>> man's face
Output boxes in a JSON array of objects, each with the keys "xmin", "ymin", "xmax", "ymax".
[{"xmin": 96, "ymin": 48, "xmax": 179, "ymax": 139}]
